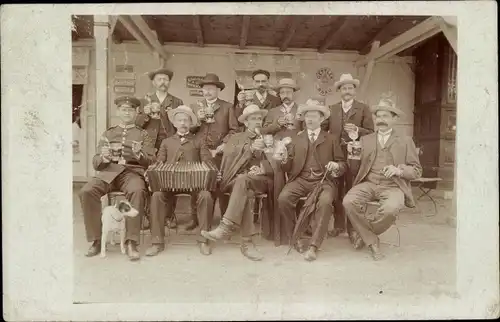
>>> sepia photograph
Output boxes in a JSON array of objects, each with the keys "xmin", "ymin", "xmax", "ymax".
[{"xmin": 72, "ymin": 14, "xmax": 459, "ymax": 303}]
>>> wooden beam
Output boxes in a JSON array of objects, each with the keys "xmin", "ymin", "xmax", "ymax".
[
  {"xmin": 358, "ymin": 41, "xmax": 380, "ymax": 98},
  {"xmin": 355, "ymin": 16, "xmax": 442, "ymax": 67},
  {"xmin": 239, "ymin": 16, "xmax": 251, "ymax": 49},
  {"xmin": 438, "ymin": 17, "xmax": 457, "ymax": 53},
  {"xmin": 359, "ymin": 18, "xmax": 397, "ymax": 55},
  {"xmin": 193, "ymin": 15, "xmax": 204, "ymax": 47},
  {"xmin": 318, "ymin": 17, "xmax": 348, "ymax": 53},
  {"xmin": 93, "ymin": 15, "xmax": 110, "ymax": 141},
  {"xmin": 109, "ymin": 16, "xmax": 118, "ymax": 36},
  {"xmin": 279, "ymin": 16, "xmax": 302, "ymax": 52},
  {"xmin": 129, "ymin": 15, "xmax": 170, "ymax": 61},
  {"xmin": 117, "ymin": 15, "xmax": 155, "ymax": 52}
]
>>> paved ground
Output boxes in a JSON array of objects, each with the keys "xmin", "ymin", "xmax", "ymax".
[{"xmin": 73, "ymin": 186, "xmax": 456, "ymax": 303}]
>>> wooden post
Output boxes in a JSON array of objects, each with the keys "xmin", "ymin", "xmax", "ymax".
[
  {"xmin": 358, "ymin": 41, "xmax": 380, "ymax": 100},
  {"xmin": 94, "ymin": 15, "xmax": 110, "ymax": 141}
]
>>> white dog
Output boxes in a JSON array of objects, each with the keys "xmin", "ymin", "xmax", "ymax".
[{"xmin": 100, "ymin": 199, "xmax": 139, "ymax": 258}]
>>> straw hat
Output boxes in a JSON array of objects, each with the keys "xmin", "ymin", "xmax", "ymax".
[
  {"xmin": 370, "ymin": 98, "xmax": 404, "ymax": 116},
  {"xmin": 275, "ymin": 78, "xmax": 300, "ymax": 92},
  {"xmin": 199, "ymin": 73, "xmax": 226, "ymax": 90},
  {"xmin": 148, "ymin": 68, "xmax": 174, "ymax": 81},
  {"xmin": 237, "ymin": 104, "xmax": 268, "ymax": 123},
  {"xmin": 167, "ymin": 105, "xmax": 198, "ymax": 125},
  {"xmin": 296, "ymin": 99, "xmax": 331, "ymax": 120},
  {"xmin": 334, "ymin": 73, "xmax": 360, "ymax": 90}
]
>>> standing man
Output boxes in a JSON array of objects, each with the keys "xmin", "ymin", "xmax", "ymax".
[
  {"xmin": 189, "ymin": 73, "xmax": 240, "ymax": 227},
  {"xmin": 276, "ymin": 100, "xmax": 347, "ymax": 261},
  {"xmin": 234, "ymin": 69, "xmax": 282, "ymax": 121},
  {"xmin": 261, "ymin": 78, "xmax": 303, "ymax": 139},
  {"xmin": 79, "ymin": 96, "xmax": 155, "ymax": 261},
  {"xmin": 324, "ymin": 73, "xmax": 374, "ymax": 240},
  {"xmin": 145, "ymin": 105, "xmax": 216, "ymax": 257},
  {"xmin": 342, "ymin": 98, "xmax": 421, "ymax": 260},
  {"xmin": 136, "ymin": 68, "xmax": 184, "ymax": 155},
  {"xmin": 201, "ymin": 104, "xmax": 283, "ymax": 261}
]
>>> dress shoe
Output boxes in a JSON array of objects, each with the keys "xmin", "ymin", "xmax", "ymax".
[
  {"xmin": 294, "ymin": 239, "xmax": 308, "ymax": 254},
  {"xmin": 85, "ymin": 240, "xmax": 101, "ymax": 257},
  {"xmin": 185, "ymin": 220, "xmax": 199, "ymax": 231},
  {"xmin": 201, "ymin": 218, "xmax": 236, "ymax": 241},
  {"xmin": 240, "ymin": 238, "xmax": 263, "ymax": 261},
  {"xmin": 328, "ymin": 228, "xmax": 345, "ymax": 237},
  {"xmin": 368, "ymin": 243, "xmax": 385, "ymax": 261},
  {"xmin": 126, "ymin": 240, "xmax": 140, "ymax": 261},
  {"xmin": 165, "ymin": 217, "xmax": 177, "ymax": 229},
  {"xmin": 145, "ymin": 243, "xmax": 165, "ymax": 257},
  {"xmin": 304, "ymin": 246, "xmax": 318, "ymax": 261},
  {"xmin": 349, "ymin": 231, "xmax": 365, "ymax": 250},
  {"xmin": 199, "ymin": 241, "xmax": 212, "ymax": 256},
  {"xmin": 142, "ymin": 216, "xmax": 150, "ymax": 231}
]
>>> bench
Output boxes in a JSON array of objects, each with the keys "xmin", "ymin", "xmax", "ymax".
[{"xmin": 411, "ymin": 177, "xmax": 443, "ymax": 215}]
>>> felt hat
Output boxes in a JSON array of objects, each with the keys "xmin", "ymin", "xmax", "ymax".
[
  {"xmin": 114, "ymin": 96, "xmax": 141, "ymax": 109},
  {"xmin": 167, "ymin": 105, "xmax": 198, "ymax": 125},
  {"xmin": 296, "ymin": 99, "xmax": 331, "ymax": 120},
  {"xmin": 148, "ymin": 68, "xmax": 174, "ymax": 81},
  {"xmin": 334, "ymin": 73, "xmax": 360, "ymax": 90},
  {"xmin": 199, "ymin": 73, "xmax": 225, "ymax": 90},
  {"xmin": 237, "ymin": 104, "xmax": 269, "ymax": 123},
  {"xmin": 252, "ymin": 69, "xmax": 271, "ymax": 79},
  {"xmin": 275, "ymin": 78, "xmax": 300, "ymax": 92},
  {"xmin": 370, "ymin": 98, "xmax": 404, "ymax": 116}
]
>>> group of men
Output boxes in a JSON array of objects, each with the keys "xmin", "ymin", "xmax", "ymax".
[{"xmin": 79, "ymin": 67, "xmax": 422, "ymax": 263}]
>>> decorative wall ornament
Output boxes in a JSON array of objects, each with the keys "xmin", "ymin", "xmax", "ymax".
[{"xmin": 314, "ymin": 67, "xmax": 335, "ymax": 96}]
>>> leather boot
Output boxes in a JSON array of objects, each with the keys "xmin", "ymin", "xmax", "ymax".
[
  {"xmin": 126, "ymin": 240, "xmax": 140, "ymax": 261},
  {"xmin": 145, "ymin": 243, "xmax": 165, "ymax": 257},
  {"xmin": 304, "ymin": 245, "xmax": 318, "ymax": 261},
  {"xmin": 294, "ymin": 239, "xmax": 308, "ymax": 254},
  {"xmin": 328, "ymin": 227, "xmax": 345, "ymax": 237},
  {"xmin": 369, "ymin": 240, "xmax": 384, "ymax": 261},
  {"xmin": 200, "ymin": 218, "xmax": 236, "ymax": 241},
  {"xmin": 199, "ymin": 241, "xmax": 212, "ymax": 256},
  {"xmin": 349, "ymin": 231, "xmax": 365, "ymax": 250},
  {"xmin": 240, "ymin": 238, "xmax": 263, "ymax": 261},
  {"xmin": 85, "ymin": 240, "xmax": 101, "ymax": 257},
  {"xmin": 185, "ymin": 217, "xmax": 199, "ymax": 231}
]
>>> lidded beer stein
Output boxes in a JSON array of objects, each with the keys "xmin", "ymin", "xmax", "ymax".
[
  {"xmin": 244, "ymin": 89, "xmax": 256, "ymax": 107},
  {"xmin": 283, "ymin": 112, "xmax": 296, "ymax": 130},
  {"xmin": 145, "ymin": 94, "xmax": 161, "ymax": 119},
  {"xmin": 263, "ymin": 134, "xmax": 274, "ymax": 154},
  {"xmin": 109, "ymin": 142, "xmax": 124, "ymax": 163},
  {"xmin": 204, "ymin": 103, "xmax": 215, "ymax": 123}
]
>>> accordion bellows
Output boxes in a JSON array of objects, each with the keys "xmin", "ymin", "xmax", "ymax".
[{"xmin": 146, "ymin": 161, "xmax": 218, "ymax": 192}]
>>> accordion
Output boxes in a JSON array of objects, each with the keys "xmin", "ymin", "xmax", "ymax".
[{"xmin": 146, "ymin": 161, "xmax": 219, "ymax": 192}]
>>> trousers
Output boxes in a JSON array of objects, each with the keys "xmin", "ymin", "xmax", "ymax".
[
  {"xmin": 79, "ymin": 169, "xmax": 147, "ymax": 244},
  {"xmin": 342, "ymin": 181, "xmax": 404, "ymax": 246},
  {"xmin": 278, "ymin": 176, "xmax": 337, "ymax": 248}
]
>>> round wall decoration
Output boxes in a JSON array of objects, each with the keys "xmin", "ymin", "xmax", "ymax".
[{"xmin": 315, "ymin": 67, "xmax": 335, "ymax": 96}]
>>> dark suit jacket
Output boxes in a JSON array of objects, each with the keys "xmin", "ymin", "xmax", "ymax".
[
  {"xmin": 282, "ymin": 130, "xmax": 347, "ymax": 183},
  {"xmin": 233, "ymin": 91, "xmax": 282, "ymax": 121},
  {"xmin": 354, "ymin": 130, "xmax": 422, "ymax": 207},
  {"xmin": 156, "ymin": 132, "xmax": 214, "ymax": 167},
  {"xmin": 190, "ymin": 98, "xmax": 239, "ymax": 149},
  {"xmin": 322, "ymin": 100, "xmax": 374, "ymax": 143},
  {"xmin": 135, "ymin": 92, "xmax": 184, "ymax": 143},
  {"xmin": 261, "ymin": 102, "xmax": 303, "ymax": 138}
]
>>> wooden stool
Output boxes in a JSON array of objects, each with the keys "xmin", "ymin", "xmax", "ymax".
[{"xmin": 364, "ymin": 200, "xmax": 401, "ymax": 247}]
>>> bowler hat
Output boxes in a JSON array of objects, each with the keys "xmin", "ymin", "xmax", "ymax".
[
  {"xmin": 114, "ymin": 96, "xmax": 141, "ymax": 109},
  {"xmin": 252, "ymin": 69, "xmax": 271, "ymax": 79},
  {"xmin": 199, "ymin": 73, "xmax": 226, "ymax": 90},
  {"xmin": 148, "ymin": 68, "xmax": 174, "ymax": 81}
]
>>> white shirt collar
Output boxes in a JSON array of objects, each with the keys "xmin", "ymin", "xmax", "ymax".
[
  {"xmin": 378, "ymin": 128, "xmax": 393, "ymax": 136},
  {"xmin": 156, "ymin": 91, "xmax": 168, "ymax": 101},
  {"xmin": 177, "ymin": 131, "xmax": 190, "ymax": 137},
  {"xmin": 206, "ymin": 98, "xmax": 218, "ymax": 105},
  {"xmin": 282, "ymin": 102, "xmax": 294, "ymax": 111},
  {"xmin": 307, "ymin": 128, "xmax": 321, "ymax": 137},
  {"xmin": 342, "ymin": 99, "xmax": 354, "ymax": 113},
  {"xmin": 256, "ymin": 91, "xmax": 267, "ymax": 102}
]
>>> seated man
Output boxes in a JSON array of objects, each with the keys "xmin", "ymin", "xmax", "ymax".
[
  {"xmin": 342, "ymin": 98, "xmax": 422, "ymax": 261},
  {"xmin": 201, "ymin": 104, "xmax": 278, "ymax": 261},
  {"xmin": 145, "ymin": 105, "xmax": 216, "ymax": 256},
  {"xmin": 276, "ymin": 99, "xmax": 347, "ymax": 261},
  {"xmin": 79, "ymin": 96, "xmax": 155, "ymax": 261}
]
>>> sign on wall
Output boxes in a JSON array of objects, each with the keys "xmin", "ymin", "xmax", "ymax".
[
  {"xmin": 315, "ymin": 67, "xmax": 335, "ymax": 96},
  {"xmin": 186, "ymin": 76, "xmax": 204, "ymax": 89},
  {"xmin": 113, "ymin": 66, "xmax": 136, "ymax": 95},
  {"xmin": 189, "ymin": 89, "xmax": 204, "ymax": 97}
]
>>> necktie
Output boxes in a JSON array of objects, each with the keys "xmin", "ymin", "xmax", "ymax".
[
  {"xmin": 379, "ymin": 133, "xmax": 389, "ymax": 147},
  {"xmin": 310, "ymin": 132, "xmax": 316, "ymax": 143}
]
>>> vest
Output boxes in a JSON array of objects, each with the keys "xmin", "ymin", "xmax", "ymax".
[
  {"xmin": 365, "ymin": 140, "xmax": 398, "ymax": 186},
  {"xmin": 299, "ymin": 138, "xmax": 323, "ymax": 179},
  {"xmin": 150, "ymin": 118, "xmax": 169, "ymax": 150}
]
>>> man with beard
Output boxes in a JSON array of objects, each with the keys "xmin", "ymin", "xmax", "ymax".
[
  {"xmin": 184, "ymin": 73, "xmax": 239, "ymax": 230},
  {"xmin": 79, "ymin": 96, "xmax": 155, "ymax": 261},
  {"xmin": 201, "ymin": 104, "xmax": 284, "ymax": 261},
  {"xmin": 276, "ymin": 99, "xmax": 347, "ymax": 261},
  {"xmin": 342, "ymin": 98, "xmax": 421, "ymax": 260},
  {"xmin": 145, "ymin": 105, "xmax": 217, "ymax": 257},
  {"xmin": 261, "ymin": 78, "xmax": 303, "ymax": 140},
  {"xmin": 323, "ymin": 73, "xmax": 374, "ymax": 242},
  {"xmin": 136, "ymin": 68, "xmax": 184, "ymax": 154},
  {"xmin": 234, "ymin": 69, "xmax": 282, "ymax": 121}
]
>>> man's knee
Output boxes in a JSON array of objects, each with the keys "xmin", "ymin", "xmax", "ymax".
[
  {"xmin": 79, "ymin": 182, "xmax": 97, "ymax": 199},
  {"xmin": 151, "ymin": 191, "xmax": 164, "ymax": 202},
  {"xmin": 342, "ymin": 193, "xmax": 356, "ymax": 209},
  {"xmin": 277, "ymin": 190, "xmax": 293, "ymax": 208},
  {"xmin": 380, "ymin": 201, "xmax": 402, "ymax": 216}
]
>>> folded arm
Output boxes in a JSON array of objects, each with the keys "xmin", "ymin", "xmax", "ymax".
[{"xmin": 398, "ymin": 137, "xmax": 423, "ymax": 180}]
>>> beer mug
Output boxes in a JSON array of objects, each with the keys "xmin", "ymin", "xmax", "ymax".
[
  {"xmin": 204, "ymin": 104, "xmax": 215, "ymax": 123},
  {"xmin": 347, "ymin": 141, "xmax": 362, "ymax": 160},
  {"xmin": 263, "ymin": 134, "xmax": 274, "ymax": 154},
  {"xmin": 150, "ymin": 102, "xmax": 161, "ymax": 119},
  {"xmin": 272, "ymin": 137, "xmax": 292, "ymax": 161},
  {"xmin": 284, "ymin": 112, "xmax": 296, "ymax": 130},
  {"xmin": 244, "ymin": 89, "xmax": 256, "ymax": 107},
  {"xmin": 109, "ymin": 142, "xmax": 124, "ymax": 162}
]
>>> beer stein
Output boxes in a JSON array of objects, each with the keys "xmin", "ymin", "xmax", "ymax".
[
  {"xmin": 347, "ymin": 141, "xmax": 362, "ymax": 160},
  {"xmin": 272, "ymin": 137, "xmax": 292, "ymax": 161},
  {"xmin": 109, "ymin": 142, "xmax": 124, "ymax": 162},
  {"xmin": 263, "ymin": 134, "xmax": 274, "ymax": 154},
  {"xmin": 204, "ymin": 104, "xmax": 215, "ymax": 123},
  {"xmin": 150, "ymin": 102, "xmax": 161, "ymax": 119},
  {"xmin": 244, "ymin": 89, "xmax": 256, "ymax": 107},
  {"xmin": 284, "ymin": 112, "xmax": 296, "ymax": 130}
]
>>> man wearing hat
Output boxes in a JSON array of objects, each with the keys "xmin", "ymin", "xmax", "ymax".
[
  {"xmin": 342, "ymin": 98, "xmax": 421, "ymax": 261},
  {"xmin": 79, "ymin": 96, "xmax": 155, "ymax": 261},
  {"xmin": 234, "ymin": 69, "xmax": 282, "ymax": 121},
  {"xmin": 323, "ymin": 73, "xmax": 375, "ymax": 240},
  {"xmin": 184, "ymin": 73, "xmax": 240, "ymax": 230},
  {"xmin": 275, "ymin": 99, "xmax": 347, "ymax": 261},
  {"xmin": 200, "ymin": 104, "xmax": 285, "ymax": 261},
  {"xmin": 136, "ymin": 68, "xmax": 184, "ymax": 154},
  {"xmin": 261, "ymin": 78, "xmax": 303, "ymax": 139},
  {"xmin": 145, "ymin": 105, "xmax": 217, "ymax": 257}
]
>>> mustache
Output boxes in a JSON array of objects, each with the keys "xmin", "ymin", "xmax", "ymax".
[{"xmin": 376, "ymin": 122, "xmax": 388, "ymax": 126}]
